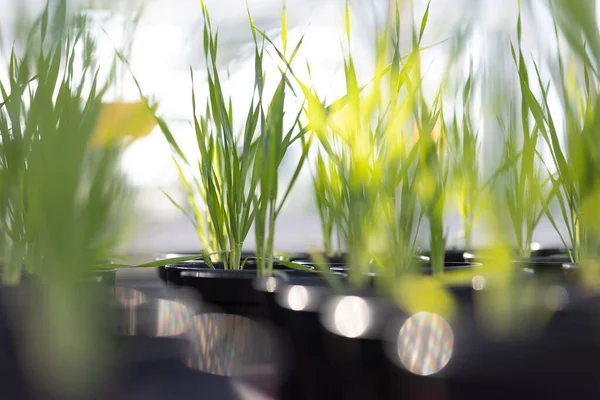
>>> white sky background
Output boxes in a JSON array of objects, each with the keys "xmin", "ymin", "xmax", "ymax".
[{"xmin": 1, "ymin": 0, "xmax": 598, "ymax": 252}]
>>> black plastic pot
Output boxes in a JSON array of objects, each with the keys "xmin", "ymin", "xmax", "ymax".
[
  {"xmin": 0, "ymin": 285, "xmax": 32, "ymax": 399},
  {"xmin": 291, "ymin": 250, "xmax": 481, "ymax": 268},
  {"xmin": 530, "ymin": 247, "xmax": 572, "ymax": 261},
  {"xmin": 157, "ymin": 251, "xmax": 280, "ymax": 284},
  {"xmin": 328, "ymin": 261, "xmax": 479, "ymax": 292},
  {"xmin": 155, "ymin": 251, "xmax": 260, "ymax": 283},
  {"xmin": 513, "ymin": 259, "xmax": 578, "ymax": 284},
  {"xmin": 319, "ymin": 277, "xmax": 485, "ymax": 400},
  {"xmin": 318, "ymin": 292, "xmax": 401, "ymax": 400},
  {"xmin": 284, "ymin": 251, "xmax": 347, "ymax": 266},
  {"xmin": 174, "ymin": 261, "xmax": 315, "ymax": 319},
  {"xmin": 251, "ymin": 269, "xmax": 350, "ymax": 400},
  {"xmin": 262, "ymin": 256, "xmax": 479, "ymax": 400},
  {"xmin": 442, "ymin": 288, "xmax": 600, "ymax": 399},
  {"xmin": 419, "ymin": 249, "xmax": 479, "ymax": 263},
  {"xmin": 163, "ymin": 258, "xmax": 260, "ymax": 286},
  {"xmin": 268, "ymin": 277, "xmax": 336, "ymax": 400}
]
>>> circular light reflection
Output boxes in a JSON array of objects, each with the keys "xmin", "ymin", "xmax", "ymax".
[
  {"xmin": 156, "ymin": 299, "xmax": 192, "ymax": 337},
  {"xmin": 186, "ymin": 314, "xmax": 273, "ymax": 376},
  {"xmin": 544, "ymin": 285, "xmax": 568, "ymax": 311},
  {"xmin": 472, "ymin": 275, "xmax": 486, "ymax": 291},
  {"xmin": 397, "ymin": 312, "xmax": 454, "ymax": 376},
  {"xmin": 287, "ymin": 285, "xmax": 309, "ymax": 311},
  {"xmin": 265, "ymin": 277, "xmax": 277, "ymax": 293},
  {"xmin": 333, "ymin": 296, "xmax": 371, "ymax": 338}
]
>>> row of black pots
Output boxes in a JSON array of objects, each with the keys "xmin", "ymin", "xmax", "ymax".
[
  {"xmin": 286, "ymin": 248, "xmax": 573, "ymax": 268},
  {"xmin": 264, "ymin": 272, "xmax": 599, "ymax": 399},
  {"xmin": 257, "ymin": 270, "xmax": 500, "ymax": 400},
  {"xmin": 155, "ymin": 248, "xmax": 595, "ymax": 399},
  {"xmin": 157, "ymin": 247, "xmax": 576, "ymax": 317},
  {"xmin": 158, "ymin": 254, "xmax": 482, "ymax": 317}
]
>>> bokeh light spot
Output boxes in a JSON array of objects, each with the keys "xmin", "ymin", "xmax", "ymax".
[
  {"xmin": 544, "ymin": 285, "xmax": 568, "ymax": 311},
  {"xmin": 397, "ymin": 312, "xmax": 454, "ymax": 376},
  {"xmin": 472, "ymin": 275, "xmax": 486, "ymax": 291},
  {"xmin": 333, "ymin": 296, "xmax": 371, "ymax": 338},
  {"xmin": 287, "ymin": 285, "xmax": 309, "ymax": 311}
]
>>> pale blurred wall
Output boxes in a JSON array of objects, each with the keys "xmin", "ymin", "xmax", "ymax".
[{"xmin": 0, "ymin": 0, "xmax": 573, "ymax": 254}]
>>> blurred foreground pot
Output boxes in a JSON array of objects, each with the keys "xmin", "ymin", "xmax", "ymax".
[{"xmin": 0, "ymin": 280, "xmax": 239, "ymax": 400}]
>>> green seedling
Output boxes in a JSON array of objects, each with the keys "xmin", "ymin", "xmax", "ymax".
[{"xmin": 152, "ymin": 2, "xmax": 308, "ymax": 274}]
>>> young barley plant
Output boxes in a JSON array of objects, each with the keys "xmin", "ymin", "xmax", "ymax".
[
  {"xmin": 0, "ymin": 4, "xmax": 123, "ymax": 283},
  {"xmin": 298, "ymin": 1, "xmax": 434, "ymax": 287},
  {"xmin": 446, "ymin": 71, "xmax": 483, "ymax": 251},
  {"xmin": 519, "ymin": 0, "xmax": 600, "ymax": 265},
  {"xmin": 396, "ymin": 0, "xmax": 453, "ymax": 276},
  {"xmin": 505, "ymin": 8, "xmax": 558, "ymax": 259},
  {"xmin": 0, "ymin": 2, "xmax": 147, "ymax": 397},
  {"xmin": 249, "ymin": 7, "xmax": 312, "ymax": 276},
  {"xmin": 152, "ymin": 2, "xmax": 308, "ymax": 273},
  {"xmin": 414, "ymin": 88, "xmax": 448, "ymax": 274},
  {"xmin": 376, "ymin": 2, "xmax": 424, "ymax": 279},
  {"xmin": 312, "ymin": 150, "xmax": 345, "ymax": 258}
]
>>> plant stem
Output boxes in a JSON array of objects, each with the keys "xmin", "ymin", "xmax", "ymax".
[
  {"xmin": 430, "ymin": 210, "xmax": 445, "ymax": 275},
  {"xmin": 231, "ymin": 241, "xmax": 241, "ymax": 270}
]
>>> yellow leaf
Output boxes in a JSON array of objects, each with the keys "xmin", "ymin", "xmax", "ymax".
[
  {"xmin": 344, "ymin": 2, "xmax": 351, "ymax": 43},
  {"xmin": 579, "ymin": 259, "xmax": 600, "ymax": 295},
  {"xmin": 581, "ymin": 189, "xmax": 600, "ymax": 238},
  {"xmin": 281, "ymin": 2, "xmax": 288, "ymax": 55},
  {"xmin": 394, "ymin": 275, "xmax": 457, "ymax": 322},
  {"xmin": 91, "ymin": 101, "xmax": 157, "ymax": 147}
]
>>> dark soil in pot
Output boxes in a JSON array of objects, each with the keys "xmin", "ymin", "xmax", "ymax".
[
  {"xmin": 530, "ymin": 247, "xmax": 572, "ymax": 261},
  {"xmin": 281, "ymin": 251, "xmax": 347, "ymax": 265},
  {"xmin": 419, "ymin": 249, "xmax": 479, "ymax": 263},
  {"xmin": 288, "ymin": 250, "xmax": 478, "ymax": 267}
]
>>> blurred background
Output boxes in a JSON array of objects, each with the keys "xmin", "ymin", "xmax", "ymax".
[{"xmin": 0, "ymin": 0, "xmax": 582, "ymax": 256}]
